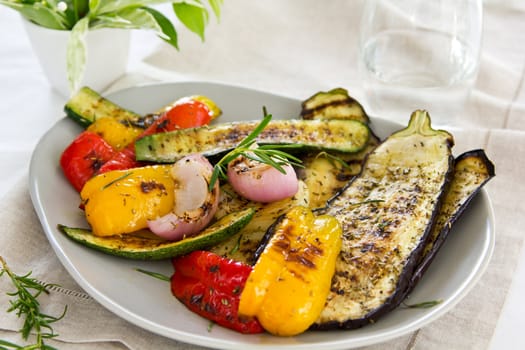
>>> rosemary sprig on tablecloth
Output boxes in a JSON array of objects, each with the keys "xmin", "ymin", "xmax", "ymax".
[{"xmin": 0, "ymin": 256, "xmax": 67, "ymax": 350}]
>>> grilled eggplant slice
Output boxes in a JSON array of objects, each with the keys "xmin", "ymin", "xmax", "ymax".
[
  {"xmin": 410, "ymin": 149, "xmax": 495, "ymax": 287},
  {"xmin": 313, "ymin": 110, "xmax": 454, "ymax": 329}
]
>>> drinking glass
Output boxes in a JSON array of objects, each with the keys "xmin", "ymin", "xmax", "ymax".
[{"xmin": 358, "ymin": 0, "xmax": 483, "ymax": 126}]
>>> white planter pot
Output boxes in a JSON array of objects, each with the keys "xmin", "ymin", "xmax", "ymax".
[{"xmin": 22, "ymin": 19, "xmax": 130, "ymax": 96}]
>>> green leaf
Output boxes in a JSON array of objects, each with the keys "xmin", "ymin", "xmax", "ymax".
[
  {"xmin": 93, "ymin": 0, "xmax": 169, "ymax": 15},
  {"xmin": 142, "ymin": 6, "xmax": 179, "ymax": 49},
  {"xmin": 72, "ymin": 0, "xmax": 90, "ymax": 20},
  {"xmin": 173, "ymin": 1, "xmax": 209, "ymax": 41},
  {"xmin": 66, "ymin": 17, "xmax": 89, "ymax": 94},
  {"xmin": 90, "ymin": 6, "xmax": 178, "ymax": 49},
  {"xmin": 89, "ymin": 0, "xmax": 101, "ymax": 13},
  {"xmin": 208, "ymin": 0, "xmax": 223, "ymax": 19},
  {"xmin": 0, "ymin": 1, "xmax": 68, "ymax": 29},
  {"xmin": 90, "ymin": 7, "xmax": 159, "ymax": 30}
]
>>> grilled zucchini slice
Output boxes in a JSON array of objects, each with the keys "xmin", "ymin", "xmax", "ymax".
[
  {"xmin": 300, "ymin": 87, "xmax": 369, "ymax": 124},
  {"xmin": 313, "ymin": 110, "xmax": 454, "ymax": 329},
  {"xmin": 134, "ymin": 119, "xmax": 370, "ymax": 163},
  {"xmin": 65, "ymin": 86, "xmax": 144, "ymax": 128},
  {"xmin": 58, "ymin": 208, "xmax": 255, "ymax": 260}
]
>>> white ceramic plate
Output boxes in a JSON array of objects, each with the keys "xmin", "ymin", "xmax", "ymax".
[{"xmin": 29, "ymin": 82, "xmax": 495, "ymax": 349}]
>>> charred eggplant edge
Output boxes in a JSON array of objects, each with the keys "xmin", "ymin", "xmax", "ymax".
[
  {"xmin": 311, "ymin": 110, "xmax": 455, "ymax": 329},
  {"xmin": 408, "ymin": 149, "xmax": 495, "ymax": 289}
]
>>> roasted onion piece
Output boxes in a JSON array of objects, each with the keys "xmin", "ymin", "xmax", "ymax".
[{"xmin": 148, "ymin": 154, "xmax": 220, "ymax": 240}]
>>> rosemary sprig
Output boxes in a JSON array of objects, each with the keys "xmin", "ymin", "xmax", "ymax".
[
  {"xmin": 314, "ymin": 151, "xmax": 352, "ymax": 169},
  {"xmin": 134, "ymin": 268, "xmax": 170, "ymax": 282},
  {"xmin": 402, "ymin": 299, "xmax": 443, "ymax": 309},
  {"xmin": 0, "ymin": 256, "xmax": 67, "ymax": 350},
  {"xmin": 101, "ymin": 171, "xmax": 133, "ymax": 190},
  {"xmin": 208, "ymin": 108, "xmax": 303, "ymax": 191}
]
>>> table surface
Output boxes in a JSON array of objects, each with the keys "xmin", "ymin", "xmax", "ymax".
[{"xmin": 1, "ymin": 1, "xmax": 524, "ymax": 349}]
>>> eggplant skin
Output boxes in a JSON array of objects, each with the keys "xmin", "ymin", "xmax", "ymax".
[
  {"xmin": 409, "ymin": 149, "xmax": 495, "ymax": 288},
  {"xmin": 313, "ymin": 147, "xmax": 495, "ymax": 330},
  {"xmin": 312, "ymin": 110, "xmax": 455, "ymax": 329}
]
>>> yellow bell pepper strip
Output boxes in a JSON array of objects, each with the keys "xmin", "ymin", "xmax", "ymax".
[
  {"xmin": 238, "ymin": 206, "xmax": 342, "ymax": 336},
  {"xmin": 80, "ymin": 165, "xmax": 174, "ymax": 236},
  {"xmin": 87, "ymin": 116, "xmax": 144, "ymax": 151}
]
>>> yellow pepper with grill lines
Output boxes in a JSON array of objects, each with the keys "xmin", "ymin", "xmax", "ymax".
[
  {"xmin": 238, "ymin": 205, "xmax": 342, "ymax": 336},
  {"xmin": 80, "ymin": 165, "xmax": 174, "ymax": 236},
  {"xmin": 87, "ymin": 116, "xmax": 144, "ymax": 151}
]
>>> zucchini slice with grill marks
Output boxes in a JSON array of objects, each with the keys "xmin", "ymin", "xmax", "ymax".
[
  {"xmin": 300, "ymin": 87, "xmax": 369, "ymax": 124},
  {"xmin": 134, "ymin": 119, "xmax": 370, "ymax": 163},
  {"xmin": 65, "ymin": 86, "xmax": 144, "ymax": 128},
  {"xmin": 57, "ymin": 208, "xmax": 255, "ymax": 260},
  {"xmin": 313, "ymin": 110, "xmax": 454, "ymax": 329}
]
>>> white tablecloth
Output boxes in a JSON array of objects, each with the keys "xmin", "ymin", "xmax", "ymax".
[{"xmin": 1, "ymin": 1, "xmax": 524, "ymax": 349}]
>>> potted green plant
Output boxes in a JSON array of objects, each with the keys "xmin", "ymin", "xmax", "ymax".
[{"xmin": 1, "ymin": 0, "xmax": 222, "ymax": 95}]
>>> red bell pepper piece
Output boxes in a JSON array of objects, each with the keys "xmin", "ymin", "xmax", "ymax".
[
  {"xmin": 158, "ymin": 99, "xmax": 213, "ymax": 130},
  {"xmin": 171, "ymin": 251, "xmax": 264, "ymax": 334},
  {"xmin": 97, "ymin": 145, "xmax": 141, "ymax": 174},
  {"xmin": 98, "ymin": 99, "xmax": 213, "ymax": 174},
  {"xmin": 60, "ymin": 131, "xmax": 116, "ymax": 192}
]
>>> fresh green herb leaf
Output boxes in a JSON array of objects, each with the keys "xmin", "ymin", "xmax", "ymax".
[
  {"xmin": 101, "ymin": 171, "xmax": 133, "ymax": 190},
  {"xmin": 402, "ymin": 299, "xmax": 443, "ymax": 309},
  {"xmin": 0, "ymin": 256, "xmax": 67, "ymax": 350},
  {"xmin": 229, "ymin": 234, "xmax": 242, "ymax": 255},
  {"xmin": 135, "ymin": 268, "xmax": 170, "ymax": 282},
  {"xmin": 315, "ymin": 151, "xmax": 352, "ymax": 169}
]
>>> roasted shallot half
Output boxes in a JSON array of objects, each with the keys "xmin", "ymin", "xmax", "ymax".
[
  {"xmin": 148, "ymin": 154, "xmax": 220, "ymax": 240},
  {"xmin": 227, "ymin": 151, "xmax": 299, "ymax": 203},
  {"xmin": 207, "ymin": 111, "xmax": 302, "ymax": 203}
]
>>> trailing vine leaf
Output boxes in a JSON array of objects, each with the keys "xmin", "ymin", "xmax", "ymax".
[{"xmin": 67, "ymin": 17, "xmax": 89, "ymax": 94}]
